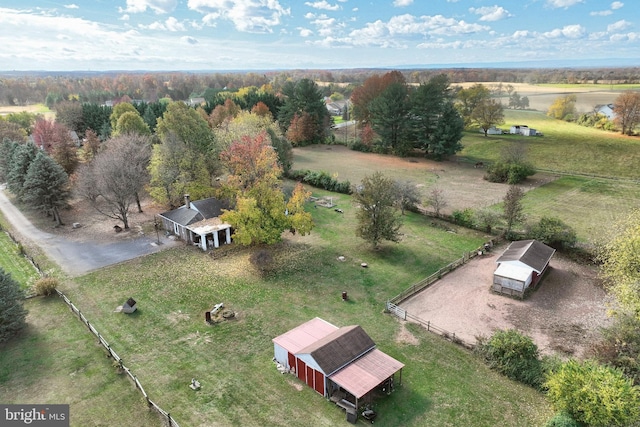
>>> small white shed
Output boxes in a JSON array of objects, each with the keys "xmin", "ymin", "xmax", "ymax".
[{"xmin": 492, "ymin": 240, "xmax": 555, "ymax": 298}]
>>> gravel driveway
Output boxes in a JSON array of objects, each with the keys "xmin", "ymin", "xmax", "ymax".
[
  {"xmin": 0, "ymin": 187, "xmax": 180, "ymax": 277},
  {"xmin": 400, "ymin": 245, "xmax": 613, "ymax": 357}
]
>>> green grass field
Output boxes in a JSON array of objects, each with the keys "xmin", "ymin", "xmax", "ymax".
[
  {"xmin": 461, "ymin": 110, "xmax": 640, "ymax": 178},
  {"xmin": 45, "ymin": 194, "xmax": 550, "ymax": 427},
  {"xmin": 0, "ymin": 230, "xmax": 40, "ymax": 290}
]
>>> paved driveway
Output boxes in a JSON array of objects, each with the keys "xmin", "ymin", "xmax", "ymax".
[{"xmin": 0, "ymin": 188, "xmax": 180, "ymax": 277}]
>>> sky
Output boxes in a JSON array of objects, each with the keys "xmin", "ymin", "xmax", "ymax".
[{"xmin": 0, "ymin": 0, "xmax": 638, "ymax": 71}]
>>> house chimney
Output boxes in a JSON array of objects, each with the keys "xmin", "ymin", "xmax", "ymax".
[{"xmin": 184, "ymin": 194, "xmax": 191, "ymax": 209}]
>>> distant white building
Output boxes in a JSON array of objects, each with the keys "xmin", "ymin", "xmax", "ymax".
[
  {"xmin": 480, "ymin": 127, "xmax": 503, "ymax": 135},
  {"xmin": 510, "ymin": 125, "xmax": 537, "ymax": 136},
  {"xmin": 595, "ymin": 104, "xmax": 615, "ymax": 120}
]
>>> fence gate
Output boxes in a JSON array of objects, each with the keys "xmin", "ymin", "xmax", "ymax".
[{"xmin": 386, "ymin": 302, "xmax": 406, "ymax": 320}]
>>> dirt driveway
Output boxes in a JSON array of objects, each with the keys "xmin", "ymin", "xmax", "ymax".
[{"xmin": 400, "ymin": 245, "xmax": 613, "ymax": 358}]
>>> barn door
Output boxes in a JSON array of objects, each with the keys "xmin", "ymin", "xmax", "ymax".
[
  {"xmin": 306, "ymin": 366, "xmax": 314, "ymax": 389},
  {"xmin": 314, "ymin": 370, "xmax": 324, "ymax": 395},
  {"xmin": 297, "ymin": 359, "xmax": 306, "ymax": 382},
  {"xmin": 288, "ymin": 352, "xmax": 295, "ymax": 371}
]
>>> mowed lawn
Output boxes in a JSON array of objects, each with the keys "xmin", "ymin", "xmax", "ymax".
[
  {"xmin": 54, "ymin": 194, "xmax": 551, "ymax": 427},
  {"xmin": 0, "ymin": 230, "xmax": 40, "ymax": 290},
  {"xmin": 461, "ymin": 110, "xmax": 640, "ymax": 178}
]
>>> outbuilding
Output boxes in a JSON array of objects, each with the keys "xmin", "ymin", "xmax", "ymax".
[
  {"xmin": 272, "ymin": 318, "xmax": 404, "ymax": 420},
  {"xmin": 492, "ymin": 240, "xmax": 555, "ymax": 298}
]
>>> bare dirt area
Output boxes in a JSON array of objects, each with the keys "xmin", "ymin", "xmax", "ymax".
[
  {"xmin": 293, "ymin": 144, "xmax": 556, "ymax": 214},
  {"xmin": 32, "ymin": 194, "xmax": 166, "ymax": 244},
  {"xmin": 400, "ymin": 244, "xmax": 614, "ymax": 358}
]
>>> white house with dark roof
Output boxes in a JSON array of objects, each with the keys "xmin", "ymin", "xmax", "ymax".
[
  {"xmin": 272, "ymin": 317, "xmax": 404, "ymax": 420},
  {"xmin": 157, "ymin": 195, "xmax": 232, "ymax": 251},
  {"xmin": 492, "ymin": 240, "xmax": 555, "ymax": 298}
]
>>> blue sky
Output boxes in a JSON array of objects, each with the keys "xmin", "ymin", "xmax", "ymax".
[{"xmin": 0, "ymin": 0, "xmax": 637, "ymax": 71}]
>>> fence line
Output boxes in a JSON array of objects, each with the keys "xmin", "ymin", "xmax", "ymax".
[
  {"xmin": 386, "ymin": 302, "xmax": 475, "ymax": 349},
  {"xmin": 55, "ymin": 288, "xmax": 181, "ymax": 427},
  {"xmin": 386, "ymin": 241, "xmax": 496, "ymax": 350},
  {"xmin": 2, "ymin": 227, "xmax": 180, "ymax": 427}
]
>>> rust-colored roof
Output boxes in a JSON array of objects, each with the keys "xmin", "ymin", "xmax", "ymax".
[
  {"xmin": 329, "ymin": 349, "xmax": 404, "ymax": 399},
  {"xmin": 272, "ymin": 317, "xmax": 338, "ymax": 354},
  {"xmin": 299, "ymin": 325, "xmax": 375, "ymax": 375}
]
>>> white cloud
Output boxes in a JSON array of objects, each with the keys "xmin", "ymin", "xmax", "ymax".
[
  {"xmin": 304, "ymin": 1, "xmax": 340, "ymax": 11},
  {"xmin": 188, "ymin": 0, "xmax": 291, "ymax": 33},
  {"xmin": 546, "ymin": 0, "xmax": 583, "ymax": 9},
  {"xmin": 611, "ymin": 2, "xmax": 624, "ymax": 9},
  {"xmin": 304, "ymin": 12, "xmax": 316, "ymax": 19},
  {"xmin": 469, "ymin": 6, "xmax": 512, "ymax": 22},
  {"xmin": 181, "ymin": 36, "xmax": 198, "ymax": 44},
  {"xmin": 542, "ymin": 24, "xmax": 585, "ymax": 39},
  {"xmin": 393, "ymin": 0, "xmax": 413, "ymax": 7},
  {"xmin": 64, "ymin": 4, "xmax": 79, "ymax": 9},
  {"xmin": 139, "ymin": 16, "xmax": 186, "ymax": 31},
  {"xmin": 120, "ymin": 0, "xmax": 177, "ymax": 14},
  {"xmin": 590, "ymin": 10, "xmax": 612, "ymax": 16},
  {"xmin": 298, "ymin": 27, "xmax": 313, "ymax": 37},
  {"xmin": 607, "ymin": 20, "xmax": 632, "ymax": 33}
]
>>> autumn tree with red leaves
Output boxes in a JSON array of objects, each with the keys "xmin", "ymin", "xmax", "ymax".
[{"xmin": 220, "ymin": 131, "xmax": 313, "ymax": 245}]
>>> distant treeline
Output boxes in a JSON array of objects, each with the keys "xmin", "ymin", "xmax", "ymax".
[{"xmin": 1, "ymin": 67, "xmax": 639, "ymax": 107}]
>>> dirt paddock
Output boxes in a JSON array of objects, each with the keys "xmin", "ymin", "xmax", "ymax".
[{"xmin": 400, "ymin": 245, "xmax": 613, "ymax": 358}]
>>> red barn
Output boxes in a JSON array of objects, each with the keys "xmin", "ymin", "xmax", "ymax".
[{"xmin": 272, "ymin": 318, "xmax": 404, "ymax": 415}]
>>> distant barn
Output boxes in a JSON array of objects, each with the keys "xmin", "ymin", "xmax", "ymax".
[{"xmin": 493, "ymin": 240, "xmax": 555, "ymax": 299}]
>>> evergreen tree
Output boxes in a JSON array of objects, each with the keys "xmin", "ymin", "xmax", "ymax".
[
  {"xmin": 0, "ymin": 139, "xmax": 18, "ymax": 182},
  {"xmin": 0, "ymin": 268, "xmax": 28, "ymax": 344},
  {"xmin": 278, "ymin": 78, "xmax": 329, "ymax": 144},
  {"xmin": 22, "ymin": 151, "xmax": 70, "ymax": 226},
  {"xmin": 428, "ymin": 102, "xmax": 464, "ymax": 160},
  {"xmin": 7, "ymin": 141, "xmax": 38, "ymax": 201},
  {"xmin": 369, "ymin": 82, "xmax": 410, "ymax": 155}
]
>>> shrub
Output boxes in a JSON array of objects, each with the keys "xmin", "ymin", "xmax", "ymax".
[
  {"xmin": 526, "ymin": 216, "xmax": 577, "ymax": 250},
  {"xmin": 33, "ymin": 276, "xmax": 59, "ymax": 296},
  {"xmin": 485, "ymin": 161, "xmax": 535, "ymax": 184},
  {"xmin": 286, "ymin": 169, "xmax": 351, "ymax": 194},
  {"xmin": 0, "ymin": 268, "xmax": 28, "ymax": 344},
  {"xmin": 544, "ymin": 412, "xmax": 581, "ymax": 427},
  {"xmin": 590, "ymin": 313, "xmax": 640, "ymax": 385},
  {"xmin": 475, "ymin": 329, "xmax": 544, "ymax": 388},
  {"xmin": 451, "ymin": 208, "xmax": 475, "ymax": 228},
  {"xmin": 545, "ymin": 359, "xmax": 640, "ymax": 427}
]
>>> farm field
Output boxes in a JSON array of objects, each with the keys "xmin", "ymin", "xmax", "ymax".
[
  {"xmin": 453, "ymin": 82, "xmax": 635, "ymax": 113},
  {"xmin": 5, "ymin": 192, "xmax": 551, "ymax": 427}
]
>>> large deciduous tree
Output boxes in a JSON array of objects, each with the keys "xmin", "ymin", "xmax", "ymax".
[
  {"xmin": 613, "ymin": 91, "xmax": 640, "ymax": 135},
  {"xmin": 220, "ymin": 132, "xmax": 313, "ymax": 245},
  {"xmin": 471, "ymin": 99, "xmax": 505, "ymax": 137},
  {"xmin": 22, "ymin": 151, "xmax": 70, "ymax": 226},
  {"xmin": 353, "ymin": 171, "xmax": 403, "ymax": 248},
  {"xmin": 545, "ymin": 359, "xmax": 640, "ymax": 427},
  {"xmin": 456, "ymin": 83, "xmax": 491, "ymax": 126},
  {"xmin": 599, "ymin": 209, "xmax": 640, "ymax": 317},
  {"xmin": 113, "ymin": 111, "xmax": 151, "ymax": 137},
  {"xmin": 32, "ymin": 119, "xmax": 78, "ymax": 174},
  {"xmin": 0, "ymin": 268, "xmax": 28, "ymax": 344},
  {"xmin": 55, "ymin": 101, "xmax": 84, "ymax": 134},
  {"xmin": 547, "ymin": 94, "xmax": 577, "ymax": 121},
  {"xmin": 76, "ymin": 134, "xmax": 151, "ymax": 229},
  {"xmin": 350, "ymin": 71, "xmax": 405, "ymax": 124}
]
